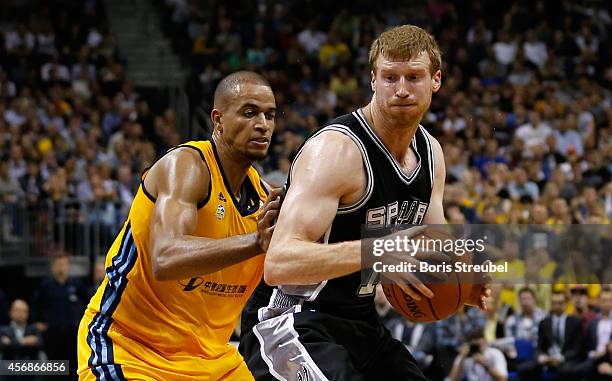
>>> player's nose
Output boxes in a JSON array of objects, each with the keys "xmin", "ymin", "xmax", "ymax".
[
  {"xmin": 253, "ymin": 113, "xmax": 270, "ymax": 131},
  {"xmin": 395, "ymin": 77, "xmax": 409, "ymax": 98}
]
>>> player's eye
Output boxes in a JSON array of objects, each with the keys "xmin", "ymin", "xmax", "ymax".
[
  {"xmin": 385, "ymin": 75, "xmax": 396, "ymax": 81},
  {"xmin": 265, "ymin": 112, "xmax": 275, "ymax": 120},
  {"xmin": 244, "ymin": 110, "xmax": 256, "ymax": 118}
]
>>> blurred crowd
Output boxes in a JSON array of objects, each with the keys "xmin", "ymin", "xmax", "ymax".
[
  {"xmin": 0, "ymin": 0, "xmax": 182, "ymax": 252},
  {"xmin": 162, "ymin": 0, "xmax": 611, "ymax": 224},
  {"xmin": 376, "ymin": 283, "xmax": 612, "ymax": 381},
  {"xmin": 0, "ymin": 0, "xmax": 611, "ymax": 380}
]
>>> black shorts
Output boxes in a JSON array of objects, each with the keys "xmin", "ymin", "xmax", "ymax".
[{"xmin": 239, "ymin": 309, "xmax": 428, "ymax": 381}]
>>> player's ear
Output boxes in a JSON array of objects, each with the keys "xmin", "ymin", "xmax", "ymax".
[
  {"xmin": 370, "ymin": 70, "xmax": 376, "ymax": 92},
  {"xmin": 432, "ymin": 70, "xmax": 442, "ymax": 93},
  {"xmin": 211, "ymin": 109, "xmax": 223, "ymax": 134}
]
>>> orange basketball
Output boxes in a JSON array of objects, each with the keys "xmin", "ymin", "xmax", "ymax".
[{"xmin": 382, "ymin": 227, "xmax": 473, "ymax": 322}]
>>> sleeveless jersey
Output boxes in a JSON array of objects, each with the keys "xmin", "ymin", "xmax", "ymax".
[
  {"xmin": 247, "ymin": 108, "xmax": 436, "ymax": 325},
  {"xmin": 82, "ymin": 140, "xmax": 267, "ymax": 374}
]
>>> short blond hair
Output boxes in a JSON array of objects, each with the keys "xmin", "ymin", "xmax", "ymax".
[{"xmin": 369, "ymin": 25, "xmax": 442, "ymax": 76}]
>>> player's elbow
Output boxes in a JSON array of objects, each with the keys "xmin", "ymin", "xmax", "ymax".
[
  {"xmin": 263, "ymin": 246, "xmax": 291, "ymax": 285},
  {"xmin": 151, "ymin": 244, "xmax": 174, "ymax": 281},
  {"xmin": 152, "ymin": 254, "xmax": 170, "ymax": 281},
  {"xmin": 263, "ymin": 265, "xmax": 283, "ymax": 286}
]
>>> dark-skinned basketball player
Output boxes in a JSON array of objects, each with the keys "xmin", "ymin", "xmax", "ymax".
[
  {"xmin": 77, "ymin": 71, "xmax": 281, "ymax": 381},
  {"xmin": 240, "ymin": 26, "xmax": 491, "ymax": 381}
]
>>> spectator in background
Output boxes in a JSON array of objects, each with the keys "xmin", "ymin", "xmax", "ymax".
[
  {"xmin": 577, "ymin": 289, "xmax": 612, "ymax": 380},
  {"xmin": 483, "ymin": 293, "xmax": 507, "ymax": 344},
  {"xmin": 433, "ymin": 307, "xmax": 486, "ymax": 380},
  {"xmin": 504, "ymin": 287, "xmax": 545, "ymax": 348},
  {"xmin": 19, "ymin": 161, "xmax": 45, "ymax": 207},
  {"xmin": 508, "ymin": 168, "xmax": 539, "ymax": 201},
  {"xmin": 31, "ymin": 254, "xmax": 87, "ymax": 379},
  {"xmin": 473, "ymin": 139, "xmax": 507, "ymax": 178},
  {"xmin": 0, "ymin": 159, "xmax": 24, "ymax": 241},
  {"xmin": 0, "ymin": 299, "xmax": 41, "ymax": 361},
  {"xmin": 519, "ymin": 291, "xmax": 584, "ymax": 380},
  {"xmin": 514, "ymin": 110, "xmax": 553, "ymax": 157},
  {"xmin": 447, "ymin": 328, "xmax": 508, "ymax": 381},
  {"xmin": 0, "ymin": 159, "xmax": 24, "ymax": 200},
  {"xmin": 570, "ymin": 285, "xmax": 597, "ymax": 335},
  {"xmin": 548, "ymin": 197, "xmax": 572, "ymax": 225},
  {"xmin": 40, "ymin": 50, "xmax": 71, "ymax": 83},
  {"xmin": 492, "ymin": 29, "xmax": 517, "ymax": 67},
  {"xmin": 329, "ymin": 65, "xmax": 358, "ymax": 101},
  {"xmin": 297, "ymin": 19, "xmax": 326, "ymax": 57},
  {"xmin": 318, "ymin": 30, "xmax": 350, "ymax": 70},
  {"xmin": 554, "ymin": 114, "xmax": 584, "ymax": 158},
  {"xmin": 522, "ymin": 29, "xmax": 548, "ymax": 69}
]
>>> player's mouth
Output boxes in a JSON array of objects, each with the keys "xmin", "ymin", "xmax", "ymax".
[{"xmin": 249, "ymin": 137, "xmax": 269, "ymax": 147}]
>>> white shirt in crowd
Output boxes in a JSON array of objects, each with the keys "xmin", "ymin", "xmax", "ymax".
[
  {"xmin": 493, "ymin": 41, "xmax": 517, "ymax": 66},
  {"xmin": 515, "ymin": 121, "xmax": 552, "ymax": 151},
  {"xmin": 595, "ymin": 316, "xmax": 612, "ymax": 355},
  {"xmin": 523, "ymin": 40, "xmax": 548, "ymax": 68},
  {"xmin": 297, "ymin": 29, "xmax": 326, "ymax": 55},
  {"xmin": 449, "ymin": 347, "xmax": 508, "ymax": 381}
]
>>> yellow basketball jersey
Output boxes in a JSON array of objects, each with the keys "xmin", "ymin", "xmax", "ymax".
[{"xmin": 78, "ymin": 140, "xmax": 267, "ymax": 379}]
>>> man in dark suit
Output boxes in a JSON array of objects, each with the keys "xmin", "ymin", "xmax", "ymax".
[
  {"xmin": 518, "ymin": 290, "xmax": 584, "ymax": 380},
  {"xmin": 0, "ymin": 299, "xmax": 41, "ymax": 360},
  {"xmin": 575, "ymin": 289, "xmax": 612, "ymax": 380},
  {"xmin": 30, "ymin": 254, "xmax": 87, "ymax": 380}
]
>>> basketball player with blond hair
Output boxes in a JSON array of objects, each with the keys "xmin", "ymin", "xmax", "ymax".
[{"xmin": 240, "ymin": 25, "xmax": 490, "ymax": 380}]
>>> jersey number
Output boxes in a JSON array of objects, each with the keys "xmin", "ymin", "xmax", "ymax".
[{"xmin": 357, "ymin": 270, "xmax": 380, "ymax": 296}]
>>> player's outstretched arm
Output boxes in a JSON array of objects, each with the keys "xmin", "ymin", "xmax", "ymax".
[
  {"xmin": 147, "ymin": 148, "xmax": 280, "ymax": 281},
  {"xmin": 264, "ymin": 131, "xmax": 366, "ymax": 286}
]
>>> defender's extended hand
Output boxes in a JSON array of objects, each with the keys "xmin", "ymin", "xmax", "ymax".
[{"xmin": 256, "ymin": 188, "xmax": 283, "ymax": 252}]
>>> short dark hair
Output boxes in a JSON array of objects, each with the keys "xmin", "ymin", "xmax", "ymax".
[
  {"xmin": 467, "ymin": 328, "xmax": 485, "ymax": 341},
  {"xmin": 213, "ymin": 71, "xmax": 271, "ymax": 109}
]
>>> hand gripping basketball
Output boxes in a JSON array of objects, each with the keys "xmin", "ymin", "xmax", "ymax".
[{"xmin": 380, "ymin": 226, "xmax": 474, "ymax": 322}]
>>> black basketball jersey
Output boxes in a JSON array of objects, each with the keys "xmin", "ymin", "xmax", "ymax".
[{"xmin": 242, "ymin": 108, "xmax": 436, "ymax": 330}]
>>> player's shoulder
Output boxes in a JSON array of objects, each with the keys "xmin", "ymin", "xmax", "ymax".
[
  {"xmin": 155, "ymin": 146, "xmax": 210, "ymax": 179},
  {"xmin": 301, "ymin": 127, "xmax": 363, "ymax": 171},
  {"xmin": 303, "ymin": 111, "xmax": 363, "ymax": 154},
  {"xmin": 145, "ymin": 145, "xmax": 211, "ymax": 200}
]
